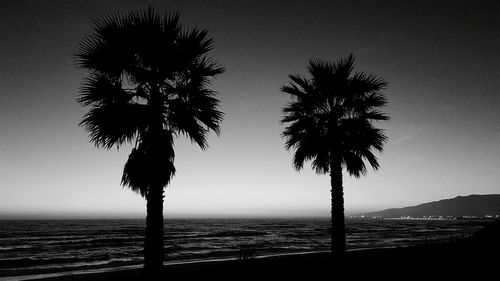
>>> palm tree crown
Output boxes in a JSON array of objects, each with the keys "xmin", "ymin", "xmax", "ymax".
[
  {"xmin": 281, "ymin": 54, "xmax": 388, "ymax": 176},
  {"xmin": 76, "ymin": 9, "xmax": 224, "ymax": 196}
]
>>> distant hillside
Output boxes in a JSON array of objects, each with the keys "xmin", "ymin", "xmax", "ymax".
[{"xmin": 357, "ymin": 194, "xmax": 500, "ymax": 218}]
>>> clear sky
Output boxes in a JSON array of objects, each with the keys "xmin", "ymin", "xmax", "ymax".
[{"xmin": 0, "ymin": 0, "xmax": 499, "ymax": 218}]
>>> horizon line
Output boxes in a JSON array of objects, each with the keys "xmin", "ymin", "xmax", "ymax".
[{"xmin": 0, "ymin": 215, "xmax": 333, "ymax": 220}]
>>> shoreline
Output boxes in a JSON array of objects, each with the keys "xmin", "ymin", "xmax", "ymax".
[
  {"xmin": 3, "ymin": 219, "xmax": 498, "ymax": 280},
  {"xmin": 0, "ymin": 243, "xmax": 479, "ymax": 281},
  {"xmin": 3, "ymin": 241, "xmax": 499, "ymax": 280},
  {"xmin": 1, "ymin": 250, "xmax": 333, "ymax": 281},
  {"xmin": 3, "ymin": 248, "xmax": 403, "ymax": 281}
]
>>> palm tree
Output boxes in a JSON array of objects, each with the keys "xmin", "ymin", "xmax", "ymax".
[
  {"xmin": 75, "ymin": 9, "xmax": 224, "ymax": 272},
  {"xmin": 280, "ymin": 54, "xmax": 388, "ymax": 258}
]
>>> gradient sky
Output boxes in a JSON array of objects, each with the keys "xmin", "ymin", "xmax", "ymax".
[{"xmin": 0, "ymin": 0, "xmax": 499, "ymax": 218}]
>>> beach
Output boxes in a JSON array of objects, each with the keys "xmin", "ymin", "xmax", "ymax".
[
  {"xmin": 12, "ymin": 238, "xmax": 499, "ymax": 281},
  {"xmin": 1, "ymin": 218, "xmax": 491, "ymax": 280},
  {"xmin": 2, "ymin": 218, "xmax": 499, "ymax": 280}
]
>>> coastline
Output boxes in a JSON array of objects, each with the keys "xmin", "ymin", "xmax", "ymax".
[
  {"xmin": 4, "ymin": 241, "xmax": 498, "ymax": 281},
  {"xmin": 3, "ymin": 218, "xmax": 498, "ymax": 280},
  {"xmin": 1, "ymin": 250, "xmax": 332, "ymax": 281}
]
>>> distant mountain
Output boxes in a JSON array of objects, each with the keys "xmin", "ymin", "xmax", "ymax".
[{"xmin": 356, "ymin": 194, "xmax": 500, "ymax": 218}]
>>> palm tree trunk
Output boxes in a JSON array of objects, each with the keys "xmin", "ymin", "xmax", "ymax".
[
  {"xmin": 144, "ymin": 185, "xmax": 164, "ymax": 273},
  {"xmin": 143, "ymin": 86, "xmax": 165, "ymax": 274},
  {"xmin": 330, "ymin": 158, "xmax": 346, "ymax": 259}
]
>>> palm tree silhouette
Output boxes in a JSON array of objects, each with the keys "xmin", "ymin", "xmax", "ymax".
[
  {"xmin": 280, "ymin": 54, "xmax": 388, "ymax": 258},
  {"xmin": 75, "ymin": 9, "xmax": 224, "ymax": 272}
]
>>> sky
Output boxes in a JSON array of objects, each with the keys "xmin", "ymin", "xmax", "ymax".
[{"xmin": 0, "ymin": 0, "xmax": 499, "ymax": 218}]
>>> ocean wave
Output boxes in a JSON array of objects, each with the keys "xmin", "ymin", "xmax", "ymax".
[
  {"xmin": 0, "ymin": 245, "xmax": 34, "ymax": 251},
  {"xmin": 201, "ymin": 230, "xmax": 269, "ymax": 238},
  {"xmin": 165, "ymin": 249, "xmax": 239, "ymax": 261},
  {"xmin": 0, "ymin": 255, "xmax": 112, "ymax": 269},
  {"xmin": 257, "ymin": 246, "xmax": 314, "ymax": 253},
  {"xmin": 284, "ymin": 232, "xmax": 324, "ymax": 238},
  {"xmin": 49, "ymin": 236, "xmax": 142, "ymax": 246}
]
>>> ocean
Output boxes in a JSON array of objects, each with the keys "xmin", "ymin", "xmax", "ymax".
[{"xmin": 0, "ymin": 218, "xmax": 490, "ymax": 279}]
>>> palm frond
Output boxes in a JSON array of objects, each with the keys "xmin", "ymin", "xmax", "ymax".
[
  {"xmin": 343, "ymin": 151, "xmax": 367, "ymax": 178},
  {"xmin": 121, "ymin": 132, "xmax": 176, "ymax": 197},
  {"xmin": 333, "ymin": 54, "xmax": 355, "ymax": 81},
  {"xmin": 76, "ymin": 17, "xmax": 134, "ymax": 79},
  {"xmin": 77, "ymin": 75, "xmax": 132, "ymax": 107},
  {"xmin": 168, "ymin": 89, "xmax": 223, "ymax": 149},
  {"xmin": 178, "ymin": 28, "xmax": 213, "ymax": 59},
  {"xmin": 80, "ymin": 102, "xmax": 149, "ymax": 149},
  {"xmin": 185, "ymin": 57, "xmax": 225, "ymax": 88}
]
